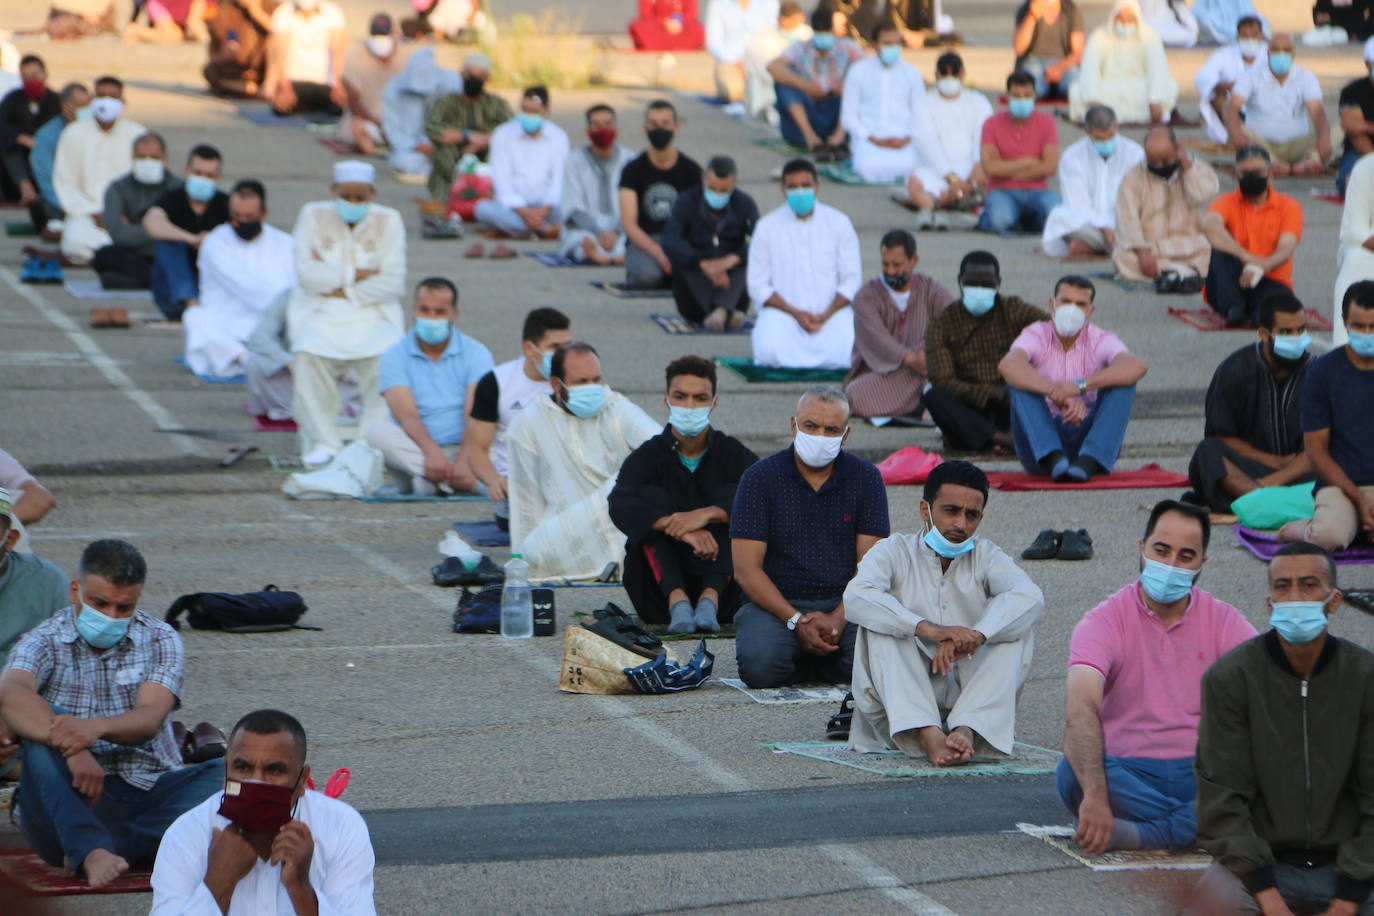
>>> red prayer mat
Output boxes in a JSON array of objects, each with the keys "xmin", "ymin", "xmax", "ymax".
[
  {"xmin": 1167, "ymin": 306, "xmax": 1333, "ymax": 332},
  {"xmin": 316, "ymin": 137, "xmax": 358, "ymax": 156},
  {"xmin": 0, "ymin": 849, "xmax": 151, "ymax": 897},
  {"xmin": 252, "ymin": 414, "xmax": 298, "ymax": 433},
  {"xmin": 1310, "ymin": 189, "xmax": 1345, "ymax": 206},
  {"xmin": 985, "ymin": 463, "xmax": 1188, "ymax": 491}
]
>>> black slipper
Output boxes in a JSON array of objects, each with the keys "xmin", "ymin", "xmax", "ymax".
[
  {"xmin": 1057, "ymin": 529, "xmax": 1094, "ymax": 561},
  {"xmin": 826, "ymin": 692, "xmax": 854, "ymax": 741},
  {"xmin": 1021, "ymin": 529, "xmax": 1062, "ymax": 560},
  {"xmin": 582, "ymin": 602, "xmax": 663, "ymax": 659}
]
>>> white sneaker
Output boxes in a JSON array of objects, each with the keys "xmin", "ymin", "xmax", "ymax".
[
  {"xmin": 302, "ymin": 447, "xmax": 335, "ymax": 468},
  {"xmin": 915, "ymin": 208, "xmax": 935, "ymax": 231},
  {"xmin": 932, "ymin": 210, "xmax": 951, "ymax": 231}
]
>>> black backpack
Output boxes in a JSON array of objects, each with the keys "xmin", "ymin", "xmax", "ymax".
[{"xmin": 165, "ymin": 586, "xmax": 319, "ymax": 633}]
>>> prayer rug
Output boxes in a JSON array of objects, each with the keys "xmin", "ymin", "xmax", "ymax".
[
  {"xmin": 252, "ymin": 414, "xmax": 298, "ymax": 433},
  {"xmin": 1033, "ymin": 247, "xmax": 1109, "ymax": 262},
  {"xmin": 720, "ymin": 679, "xmax": 849, "ymax": 705},
  {"xmin": 1091, "ymin": 270, "xmax": 1154, "ymax": 293},
  {"xmin": 316, "ymin": 137, "xmax": 358, "ymax": 155},
  {"xmin": 817, "ymin": 162, "xmax": 901, "ymax": 186},
  {"xmin": 0, "ymin": 849, "xmax": 152, "ymax": 896},
  {"xmin": 1180, "ymin": 136, "xmax": 1229, "ymax": 156},
  {"xmin": 174, "ymin": 357, "xmax": 244, "ymax": 384},
  {"xmin": 1310, "ymin": 188, "xmax": 1345, "ymax": 206},
  {"xmin": 62, "ymin": 279, "xmax": 152, "ymax": 300},
  {"xmin": 1016, "ymin": 824, "xmax": 1211, "ymax": 871},
  {"xmin": 237, "ymin": 106, "xmax": 338, "ymax": 129},
  {"xmin": 752, "ymin": 136, "xmax": 810, "ymax": 157},
  {"xmin": 717, "ymin": 357, "xmax": 847, "ymax": 383},
  {"xmin": 984, "ymin": 463, "xmax": 1189, "ymax": 491},
  {"xmin": 1167, "ymin": 305, "xmax": 1333, "ymax": 332},
  {"xmin": 693, "ymin": 94, "xmax": 729, "ymax": 107},
  {"xmin": 650, "ymin": 313, "xmax": 753, "ymax": 335},
  {"xmin": 6, "ymin": 220, "xmax": 36, "ymax": 237},
  {"xmin": 770, "ymin": 741, "xmax": 1061, "ymax": 778},
  {"xmin": 590, "ymin": 280, "xmax": 673, "ymax": 299},
  {"xmin": 451, "ymin": 520, "xmax": 510, "ymax": 547},
  {"xmin": 267, "ymin": 454, "xmax": 304, "ymax": 474},
  {"xmin": 525, "ymin": 252, "xmax": 592, "ymax": 267},
  {"xmin": 362, "ymin": 492, "xmax": 486, "ymax": 503},
  {"xmin": 1234, "ymin": 525, "xmax": 1374, "ymax": 565},
  {"xmin": 0, "ymin": 782, "xmax": 13, "ymax": 810}
]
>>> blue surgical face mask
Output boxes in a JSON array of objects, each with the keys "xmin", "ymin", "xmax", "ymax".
[
  {"xmin": 786, "ymin": 187, "xmax": 816, "ymax": 216},
  {"xmin": 75, "ymin": 601, "xmax": 132, "ymax": 650},
  {"xmin": 961, "ymin": 286, "xmax": 997, "ymax": 316},
  {"xmin": 414, "ymin": 317, "xmax": 451, "ymax": 345},
  {"xmin": 1008, "ymin": 97, "xmax": 1035, "ymax": 119},
  {"xmin": 703, "ymin": 188, "xmax": 732, "ymax": 210},
  {"xmin": 539, "ymin": 351, "xmax": 554, "ymax": 379},
  {"xmin": 335, "ymin": 198, "xmax": 370, "ymax": 225},
  {"xmin": 1139, "ymin": 557, "xmax": 1198, "ymax": 604},
  {"xmin": 878, "ymin": 45, "xmax": 901, "ymax": 66},
  {"xmin": 1092, "ymin": 137, "xmax": 1117, "ymax": 158},
  {"xmin": 812, "ymin": 32, "xmax": 835, "ymax": 51},
  {"xmin": 1349, "ymin": 329, "xmax": 1374, "ymax": 358},
  {"xmin": 923, "ymin": 509, "xmax": 977, "ymax": 559},
  {"xmin": 1269, "ymin": 52, "xmax": 1293, "ymax": 77},
  {"xmin": 1269, "ymin": 598, "xmax": 1330, "ymax": 645},
  {"xmin": 185, "ymin": 174, "xmax": 218, "ymax": 203},
  {"xmin": 1113, "ymin": 22, "xmax": 1138, "ymax": 38},
  {"xmin": 517, "ymin": 112, "xmax": 544, "ymax": 134},
  {"xmin": 562, "ymin": 382, "xmax": 605, "ymax": 419},
  {"xmin": 1271, "ymin": 332, "xmax": 1310, "ymax": 361},
  {"xmin": 669, "ymin": 405, "xmax": 712, "ymax": 437},
  {"xmin": 75, "ymin": 105, "xmax": 94, "ymax": 122}
]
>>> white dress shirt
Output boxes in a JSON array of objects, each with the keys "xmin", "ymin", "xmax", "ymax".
[
  {"xmin": 488, "ymin": 117, "xmax": 570, "ymax": 209},
  {"xmin": 1234, "ymin": 62, "xmax": 1323, "ymax": 144}
]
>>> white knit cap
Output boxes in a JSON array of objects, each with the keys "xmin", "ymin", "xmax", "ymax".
[
  {"xmin": 333, "ymin": 160, "xmax": 375, "ymax": 186},
  {"xmin": 463, "ymin": 51, "xmax": 492, "ymax": 71}
]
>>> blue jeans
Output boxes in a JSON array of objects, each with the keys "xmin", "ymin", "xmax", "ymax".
[
  {"xmin": 473, "ymin": 199, "xmax": 563, "ymax": 238},
  {"xmin": 1056, "ymin": 755, "xmax": 1197, "ymax": 848},
  {"xmin": 1010, "ymin": 384, "xmax": 1135, "ymax": 474},
  {"xmin": 151, "ymin": 241, "xmax": 199, "ymax": 320},
  {"xmin": 1338, "ymin": 149, "xmax": 1362, "ymax": 196},
  {"xmin": 18, "ymin": 739, "xmax": 223, "ymax": 873},
  {"xmin": 977, "ymin": 188, "xmax": 1060, "ymax": 236},
  {"xmin": 776, "ymin": 83, "xmax": 842, "ymax": 148},
  {"xmin": 1017, "ymin": 56, "xmax": 1078, "ymax": 99},
  {"xmin": 734, "ymin": 598, "xmax": 856, "ymax": 688}
]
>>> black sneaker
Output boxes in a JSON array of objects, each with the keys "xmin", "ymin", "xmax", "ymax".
[
  {"xmin": 1057, "ymin": 529, "xmax": 1094, "ymax": 561},
  {"xmin": 826, "ymin": 692, "xmax": 854, "ymax": 741},
  {"xmin": 431, "ymin": 555, "xmax": 504, "ymax": 588},
  {"xmin": 1021, "ymin": 529, "xmax": 1063, "ymax": 560}
]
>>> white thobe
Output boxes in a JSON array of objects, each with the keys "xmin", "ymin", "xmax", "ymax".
[
  {"xmin": 844, "ymin": 534, "xmax": 1045, "ymax": 756},
  {"xmin": 488, "ymin": 118, "xmax": 570, "ymax": 208},
  {"xmin": 185, "ymin": 223, "xmax": 296, "ymax": 377},
  {"xmin": 51, "ymin": 117, "xmax": 147, "ymax": 261},
  {"xmin": 507, "ymin": 391, "xmax": 659, "ymax": 582},
  {"xmin": 1041, "ymin": 134, "xmax": 1145, "ymax": 256},
  {"xmin": 1195, "ymin": 45, "xmax": 1266, "ymax": 144},
  {"xmin": 1335, "ymin": 153, "xmax": 1374, "ymax": 347},
  {"xmin": 1068, "ymin": 0, "xmax": 1179, "ymax": 123},
  {"xmin": 1141, "ymin": 0, "xmax": 1199, "ymax": 47},
  {"xmin": 149, "ymin": 791, "xmax": 375, "ymax": 916},
  {"xmin": 744, "ymin": 25, "xmax": 812, "ymax": 123},
  {"xmin": 706, "ymin": 0, "xmax": 780, "ymax": 64},
  {"xmin": 910, "ymin": 88, "xmax": 994, "ymax": 195},
  {"xmin": 748, "ymin": 201, "xmax": 862, "ymax": 369},
  {"xmin": 840, "ymin": 55, "xmax": 925, "ymax": 182}
]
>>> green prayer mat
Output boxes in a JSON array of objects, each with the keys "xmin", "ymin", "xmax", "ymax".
[
  {"xmin": 6, "ymin": 221, "xmax": 37, "ymax": 237},
  {"xmin": 717, "ymin": 357, "xmax": 846, "ymax": 384},
  {"xmin": 768, "ymin": 740, "xmax": 1061, "ymax": 778},
  {"xmin": 817, "ymin": 162, "xmax": 901, "ymax": 186},
  {"xmin": 752, "ymin": 136, "xmax": 809, "ymax": 157}
]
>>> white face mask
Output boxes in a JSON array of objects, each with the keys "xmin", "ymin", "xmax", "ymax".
[
  {"xmin": 1237, "ymin": 38, "xmax": 1266, "ymax": 60},
  {"xmin": 793, "ymin": 427, "xmax": 845, "ymax": 468},
  {"xmin": 89, "ymin": 96, "xmax": 123, "ymax": 124},
  {"xmin": 936, "ymin": 76, "xmax": 962, "ymax": 97},
  {"xmin": 132, "ymin": 157, "xmax": 165, "ymax": 185},
  {"xmin": 367, "ymin": 36, "xmax": 395, "ymax": 58},
  {"xmin": 1053, "ymin": 303, "xmax": 1088, "ymax": 337}
]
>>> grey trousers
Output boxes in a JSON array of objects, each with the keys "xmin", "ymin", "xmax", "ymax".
[
  {"xmin": 625, "ymin": 236, "xmax": 668, "ymax": 290},
  {"xmin": 734, "ymin": 598, "xmax": 856, "ymax": 688},
  {"xmin": 1183, "ymin": 862, "xmax": 1374, "ymax": 915}
]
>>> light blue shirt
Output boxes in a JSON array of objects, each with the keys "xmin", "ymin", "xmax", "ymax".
[
  {"xmin": 379, "ymin": 329, "xmax": 494, "ymax": 446},
  {"xmin": 31, "ymin": 117, "xmax": 65, "ymax": 211}
]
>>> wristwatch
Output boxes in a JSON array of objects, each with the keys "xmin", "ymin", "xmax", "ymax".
[
  {"xmin": 1075, "ymin": 377, "xmax": 1088, "ymax": 397},
  {"xmin": 786, "ymin": 612, "xmax": 803, "ymax": 631}
]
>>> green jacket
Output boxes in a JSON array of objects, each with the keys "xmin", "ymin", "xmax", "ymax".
[{"xmin": 1196, "ymin": 631, "xmax": 1374, "ymax": 902}]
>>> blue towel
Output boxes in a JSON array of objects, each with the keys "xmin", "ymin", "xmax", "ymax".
[{"xmin": 451, "ymin": 520, "xmax": 511, "ymax": 547}]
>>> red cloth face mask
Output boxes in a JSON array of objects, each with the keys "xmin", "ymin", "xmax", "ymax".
[
  {"xmin": 22, "ymin": 80, "xmax": 45, "ymax": 102},
  {"xmin": 587, "ymin": 127, "xmax": 617, "ymax": 149},
  {"xmin": 218, "ymin": 779, "xmax": 297, "ymax": 833}
]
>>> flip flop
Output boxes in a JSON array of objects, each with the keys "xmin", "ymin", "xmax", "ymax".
[
  {"xmin": 489, "ymin": 244, "xmax": 518, "ymax": 259},
  {"xmin": 108, "ymin": 307, "xmax": 132, "ymax": 328},
  {"xmin": 89, "ymin": 307, "xmax": 113, "ymax": 327},
  {"xmin": 464, "ymin": 243, "xmax": 485, "ymax": 259}
]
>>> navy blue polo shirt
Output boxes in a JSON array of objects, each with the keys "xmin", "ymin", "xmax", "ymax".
[{"xmin": 730, "ymin": 447, "xmax": 890, "ymax": 600}]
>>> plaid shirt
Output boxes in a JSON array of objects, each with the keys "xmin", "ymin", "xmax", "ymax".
[
  {"xmin": 4, "ymin": 607, "xmax": 184, "ymax": 789},
  {"xmin": 782, "ymin": 37, "xmax": 866, "ymax": 94},
  {"xmin": 925, "ymin": 295, "xmax": 1049, "ymax": 409}
]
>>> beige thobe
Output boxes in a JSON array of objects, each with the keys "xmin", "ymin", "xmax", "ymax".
[
  {"xmin": 843, "ymin": 533, "xmax": 1044, "ymax": 756},
  {"xmin": 1112, "ymin": 158, "xmax": 1220, "ymax": 283}
]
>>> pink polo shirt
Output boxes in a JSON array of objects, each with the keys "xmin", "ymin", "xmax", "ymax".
[
  {"xmin": 1069, "ymin": 584, "xmax": 1257, "ymax": 760},
  {"xmin": 1009, "ymin": 320, "xmax": 1129, "ymax": 418}
]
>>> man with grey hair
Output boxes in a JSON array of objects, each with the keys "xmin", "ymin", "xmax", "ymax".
[
  {"xmin": 91, "ymin": 131, "xmax": 181, "ymax": 292},
  {"xmin": 730, "ymin": 386, "xmax": 890, "ymax": 688},
  {"xmin": 423, "ymin": 51, "xmax": 513, "ymax": 201},
  {"xmin": 661, "ymin": 155, "xmax": 760, "ymax": 330},
  {"xmin": 1041, "ymin": 105, "xmax": 1144, "ymax": 259}
]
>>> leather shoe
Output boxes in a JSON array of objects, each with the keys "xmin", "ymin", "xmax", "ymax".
[{"xmin": 1021, "ymin": 529, "xmax": 1062, "ymax": 560}]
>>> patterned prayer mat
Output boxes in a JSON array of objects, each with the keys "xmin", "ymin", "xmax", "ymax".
[
  {"xmin": 719, "ymin": 680, "xmax": 849, "ymax": 705},
  {"xmin": 716, "ymin": 358, "xmax": 847, "ymax": 383},
  {"xmin": 1017, "ymin": 823, "xmax": 1211, "ymax": 871},
  {"xmin": 0, "ymin": 849, "xmax": 152, "ymax": 896},
  {"xmin": 770, "ymin": 740, "xmax": 1061, "ymax": 778},
  {"xmin": 590, "ymin": 281, "xmax": 673, "ymax": 299},
  {"xmin": 1168, "ymin": 305, "xmax": 1333, "ymax": 332},
  {"xmin": 650, "ymin": 314, "xmax": 753, "ymax": 335}
]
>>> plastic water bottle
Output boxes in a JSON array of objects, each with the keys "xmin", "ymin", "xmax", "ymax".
[{"xmin": 500, "ymin": 554, "xmax": 533, "ymax": 639}]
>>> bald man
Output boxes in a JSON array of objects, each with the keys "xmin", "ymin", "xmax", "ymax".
[{"xmin": 1113, "ymin": 125, "xmax": 1219, "ymax": 284}]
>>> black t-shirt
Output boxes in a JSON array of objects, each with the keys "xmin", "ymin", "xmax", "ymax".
[
  {"xmin": 470, "ymin": 370, "xmax": 500, "ymax": 423},
  {"xmin": 618, "ymin": 151, "xmax": 702, "ymax": 236},
  {"xmin": 155, "ymin": 188, "xmax": 231, "ymax": 234},
  {"xmin": 1339, "ymin": 77, "xmax": 1374, "ymax": 157}
]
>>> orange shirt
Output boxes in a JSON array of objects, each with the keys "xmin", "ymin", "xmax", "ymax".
[{"xmin": 1207, "ymin": 188, "xmax": 1303, "ymax": 289}]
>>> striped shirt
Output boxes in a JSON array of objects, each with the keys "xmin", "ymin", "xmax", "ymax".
[{"xmin": 4, "ymin": 607, "xmax": 185, "ymax": 789}]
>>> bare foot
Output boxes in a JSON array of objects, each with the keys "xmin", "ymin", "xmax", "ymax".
[
  {"xmin": 581, "ymin": 236, "xmax": 611, "ymax": 265},
  {"xmin": 82, "ymin": 848, "xmax": 129, "ymax": 888},
  {"xmin": 1066, "ymin": 239, "xmax": 1098, "ymax": 257},
  {"xmin": 943, "ymin": 726, "xmax": 975, "ymax": 765},
  {"xmin": 916, "ymin": 726, "xmax": 959, "ymax": 765}
]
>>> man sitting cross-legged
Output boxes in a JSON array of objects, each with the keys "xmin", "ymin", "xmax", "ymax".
[
  {"xmin": 1112, "ymin": 125, "xmax": 1220, "ymax": 285},
  {"xmin": 1187, "ymin": 293, "xmax": 1315, "ymax": 513},
  {"xmin": 845, "ymin": 460, "xmax": 1044, "ymax": 765},
  {"xmin": 150, "ymin": 709, "xmax": 376, "ymax": 914},
  {"xmin": 1040, "ymin": 104, "xmax": 1143, "ymax": 259},
  {"xmin": 0, "ymin": 539, "xmax": 224, "ymax": 888},
  {"xmin": 1059, "ymin": 500, "xmax": 1256, "ymax": 855},
  {"xmin": 609, "ymin": 356, "xmax": 759, "ymax": 634},
  {"xmin": 473, "ymin": 85, "xmax": 569, "ymax": 241}
]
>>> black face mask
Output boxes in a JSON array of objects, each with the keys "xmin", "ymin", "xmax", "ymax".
[
  {"xmin": 1238, "ymin": 173, "xmax": 1269, "ymax": 198},
  {"xmin": 882, "ymin": 271, "xmax": 910, "ymax": 291},
  {"xmin": 646, "ymin": 127, "xmax": 674, "ymax": 150},
  {"xmin": 233, "ymin": 220, "xmax": 263, "ymax": 242},
  {"xmin": 463, "ymin": 76, "xmax": 485, "ymax": 98},
  {"xmin": 1147, "ymin": 161, "xmax": 1179, "ymax": 180}
]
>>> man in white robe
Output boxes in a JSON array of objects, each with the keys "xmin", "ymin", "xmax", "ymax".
[
  {"xmin": 705, "ymin": 0, "xmax": 780, "ymax": 103},
  {"xmin": 748, "ymin": 159, "xmax": 861, "ymax": 370},
  {"xmin": 839, "ymin": 21, "xmax": 924, "ymax": 183},
  {"xmin": 1042, "ymin": 105, "xmax": 1145, "ymax": 257},
  {"xmin": 906, "ymin": 52, "xmax": 992, "ymax": 228},
  {"xmin": 1334, "ymin": 152, "xmax": 1374, "ymax": 347},
  {"xmin": 844, "ymin": 460, "xmax": 1044, "ymax": 764},
  {"xmin": 183, "ymin": 180, "xmax": 295, "ymax": 379},
  {"xmin": 287, "ymin": 160, "xmax": 405, "ymax": 467},
  {"xmin": 743, "ymin": 2, "xmax": 812, "ymax": 125},
  {"xmin": 51, "ymin": 76, "xmax": 145, "ymax": 263},
  {"xmin": 507, "ymin": 343, "xmax": 659, "ymax": 582},
  {"xmin": 1195, "ymin": 15, "xmax": 1267, "ymax": 145},
  {"xmin": 1069, "ymin": 0, "xmax": 1178, "ymax": 125}
]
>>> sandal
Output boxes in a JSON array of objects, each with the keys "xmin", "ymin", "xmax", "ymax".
[
  {"xmin": 1176, "ymin": 273, "xmax": 1203, "ymax": 295},
  {"xmin": 826, "ymin": 692, "xmax": 854, "ymax": 741},
  {"xmin": 582, "ymin": 602, "xmax": 663, "ymax": 659},
  {"xmin": 1153, "ymin": 269, "xmax": 1181, "ymax": 294}
]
